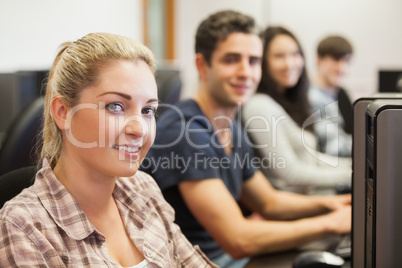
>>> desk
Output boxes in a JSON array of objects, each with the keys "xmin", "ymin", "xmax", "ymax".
[{"xmin": 245, "ymin": 236, "xmax": 351, "ymax": 268}]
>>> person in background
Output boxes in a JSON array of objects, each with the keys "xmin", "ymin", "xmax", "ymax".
[
  {"xmin": 308, "ymin": 35, "xmax": 354, "ymax": 157},
  {"xmin": 242, "ymin": 26, "xmax": 351, "ymax": 193},
  {"xmin": 141, "ymin": 11, "xmax": 351, "ymax": 268},
  {"xmin": 0, "ymin": 32, "xmax": 216, "ymax": 267}
]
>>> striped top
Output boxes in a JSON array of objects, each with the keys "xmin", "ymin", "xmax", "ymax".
[{"xmin": 0, "ymin": 159, "xmax": 217, "ymax": 267}]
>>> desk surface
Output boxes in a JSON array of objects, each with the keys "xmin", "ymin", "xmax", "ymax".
[{"xmin": 245, "ymin": 236, "xmax": 351, "ymax": 268}]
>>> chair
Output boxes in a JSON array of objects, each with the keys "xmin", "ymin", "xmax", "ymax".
[
  {"xmin": 0, "ymin": 166, "xmax": 36, "ymax": 208},
  {"xmin": 0, "ymin": 96, "xmax": 44, "ymax": 175},
  {"xmin": 0, "ymin": 67, "xmax": 182, "ymax": 174},
  {"xmin": 155, "ymin": 67, "xmax": 182, "ymax": 118},
  {"xmin": 337, "ymin": 87, "xmax": 353, "ymax": 135}
]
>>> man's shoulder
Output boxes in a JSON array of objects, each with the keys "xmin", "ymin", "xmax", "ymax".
[
  {"xmin": 160, "ymin": 98, "xmax": 198, "ymax": 116},
  {"xmin": 157, "ymin": 99, "xmax": 204, "ymax": 124},
  {"xmin": 308, "ymin": 86, "xmax": 324, "ymax": 98},
  {"xmin": 308, "ymin": 86, "xmax": 333, "ymax": 107},
  {"xmin": 155, "ymin": 99, "xmax": 212, "ymax": 141}
]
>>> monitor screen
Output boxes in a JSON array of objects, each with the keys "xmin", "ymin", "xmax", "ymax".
[{"xmin": 378, "ymin": 70, "xmax": 402, "ymax": 93}]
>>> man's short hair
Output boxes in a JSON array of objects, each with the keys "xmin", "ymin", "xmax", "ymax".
[
  {"xmin": 317, "ymin": 35, "xmax": 353, "ymax": 60},
  {"xmin": 195, "ymin": 10, "xmax": 259, "ymax": 65}
]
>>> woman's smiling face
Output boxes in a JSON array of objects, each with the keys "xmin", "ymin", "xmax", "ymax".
[
  {"xmin": 65, "ymin": 60, "xmax": 158, "ymax": 178},
  {"xmin": 266, "ymin": 34, "xmax": 304, "ymax": 92}
]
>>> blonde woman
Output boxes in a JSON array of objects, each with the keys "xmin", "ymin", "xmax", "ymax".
[{"xmin": 0, "ymin": 33, "xmax": 216, "ymax": 267}]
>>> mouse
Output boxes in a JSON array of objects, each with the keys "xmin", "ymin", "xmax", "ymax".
[{"xmin": 292, "ymin": 250, "xmax": 345, "ymax": 268}]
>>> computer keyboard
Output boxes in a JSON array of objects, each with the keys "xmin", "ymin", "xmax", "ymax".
[{"xmin": 334, "ymin": 234, "xmax": 351, "ymax": 259}]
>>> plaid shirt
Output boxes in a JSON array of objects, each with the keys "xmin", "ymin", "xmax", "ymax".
[{"xmin": 0, "ymin": 159, "xmax": 217, "ymax": 267}]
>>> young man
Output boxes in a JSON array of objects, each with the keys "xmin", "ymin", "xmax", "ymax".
[
  {"xmin": 141, "ymin": 10, "xmax": 351, "ymax": 268},
  {"xmin": 309, "ymin": 35, "xmax": 354, "ymax": 157}
]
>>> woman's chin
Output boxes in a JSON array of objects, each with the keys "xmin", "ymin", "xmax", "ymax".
[
  {"xmin": 284, "ymin": 80, "xmax": 299, "ymax": 88},
  {"xmin": 113, "ymin": 160, "xmax": 142, "ymax": 177},
  {"xmin": 117, "ymin": 167, "xmax": 138, "ymax": 178}
]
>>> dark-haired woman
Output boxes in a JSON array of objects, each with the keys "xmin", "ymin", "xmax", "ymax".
[{"xmin": 243, "ymin": 26, "xmax": 351, "ymax": 194}]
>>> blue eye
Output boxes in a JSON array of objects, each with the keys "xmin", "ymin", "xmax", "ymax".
[
  {"xmin": 250, "ymin": 57, "xmax": 261, "ymax": 66},
  {"xmin": 223, "ymin": 56, "xmax": 240, "ymax": 64},
  {"xmin": 142, "ymin": 107, "xmax": 157, "ymax": 116},
  {"xmin": 225, "ymin": 57, "xmax": 236, "ymax": 63},
  {"xmin": 106, "ymin": 103, "xmax": 124, "ymax": 113}
]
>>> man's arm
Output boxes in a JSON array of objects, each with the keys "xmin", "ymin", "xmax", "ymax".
[
  {"xmin": 240, "ymin": 170, "xmax": 351, "ymax": 220},
  {"xmin": 178, "ymin": 171, "xmax": 350, "ymax": 259}
]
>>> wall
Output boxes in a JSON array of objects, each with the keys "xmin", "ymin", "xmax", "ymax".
[
  {"xmin": 0, "ymin": 0, "xmax": 142, "ymax": 72},
  {"xmin": 1, "ymin": 0, "xmax": 402, "ymax": 101}
]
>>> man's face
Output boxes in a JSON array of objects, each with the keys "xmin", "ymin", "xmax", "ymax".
[
  {"xmin": 318, "ymin": 54, "xmax": 352, "ymax": 89},
  {"xmin": 204, "ymin": 32, "xmax": 263, "ymax": 107}
]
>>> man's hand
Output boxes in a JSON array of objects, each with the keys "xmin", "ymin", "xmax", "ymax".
[
  {"xmin": 323, "ymin": 205, "xmax": 352, "ymax": 235},
  {"xmin": 317, "ymin": 194, "xmax": 351, "ymax": 212}
]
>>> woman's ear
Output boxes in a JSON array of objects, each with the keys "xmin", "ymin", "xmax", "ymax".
[
  {"xmin": 195, "ymin": 53, "xmax": 209, "ymax": 81},
  {"xmin": 51, "ymin": 95, "xmax": 70, "ymax": 131}
]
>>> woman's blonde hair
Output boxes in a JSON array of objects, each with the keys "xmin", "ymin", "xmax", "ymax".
[{"xmin": 41, "ymin": 32, "xmax": 156, "ymax": 168}]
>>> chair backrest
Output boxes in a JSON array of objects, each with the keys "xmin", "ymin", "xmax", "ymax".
[
  {"xmin": 0, "ymin": 96, "xmax": 44, "ymax": 175},
  {"xmin": 0, "ymin": 166, "xmax": 36, "ymax": 208},
  {"xmin": 155, "ymin": 68, "xmax": 182, "ymax": 117},
  {"xmin": 337, "ymin": 87, "xmax": 353, "ymax": 134}
]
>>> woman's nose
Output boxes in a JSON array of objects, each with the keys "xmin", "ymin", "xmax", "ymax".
[
  {"xmin": 124, "ymin": 115, "xmax": 148, "ymax": 139},
  {"xmin": 284, "ymin": 55, "xmax": 295, "ymax": 68}
]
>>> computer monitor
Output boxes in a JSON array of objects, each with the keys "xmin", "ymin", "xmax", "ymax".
[
  {"xmin": 378, "ymin": 70, "xmax": 402, "ymax": 93},
  {"xmin": 364, "ymin": 99, "xmax": 402, "ymax": 267},
  {"xmin": 352, "ymin": 93, "xmax": 402, "ymax": 268}
]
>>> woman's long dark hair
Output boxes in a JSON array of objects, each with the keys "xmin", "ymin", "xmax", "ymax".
[{"xmin": 257, "ymin": 26, "xmax": 312, "ymax": 129}]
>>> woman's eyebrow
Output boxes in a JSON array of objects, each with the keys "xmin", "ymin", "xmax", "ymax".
[
  {"xmin": 97, "ymin": 92, "xmax": 159, "ymax": 104},
  {"xmin": 96, "ymin": 91, "xmax": 131, "ymax": 100},
  {"xmin": 147, "ymin": 98, "xmax": 159, "ymax": 104}
]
